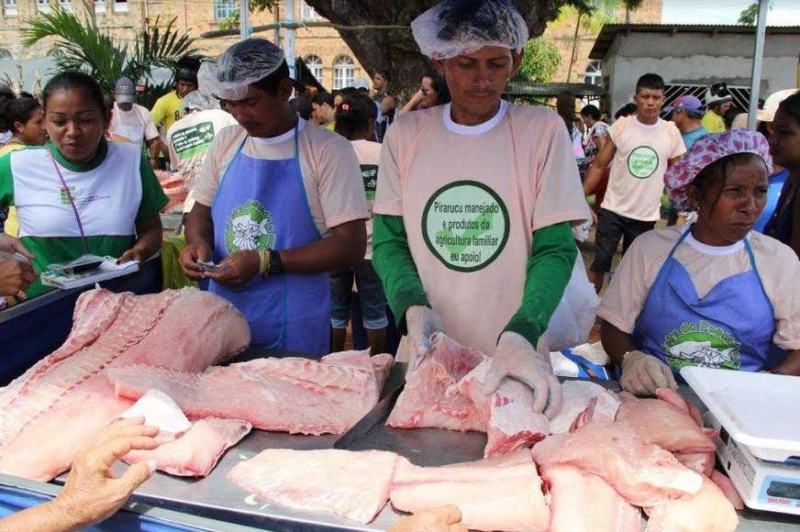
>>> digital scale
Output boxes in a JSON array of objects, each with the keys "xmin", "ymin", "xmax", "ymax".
[{"xmin": 682, "ymin": 367, "xmax": 800, "ymax": 516}]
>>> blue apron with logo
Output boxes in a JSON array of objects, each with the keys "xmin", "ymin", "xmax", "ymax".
[
  {"xmin": 210, "ymin": 128, "xmax": 330, "ymax": 355},
  {"xmin": 632, "ymin": 227, "xmax": 775, "ymax": 375}
]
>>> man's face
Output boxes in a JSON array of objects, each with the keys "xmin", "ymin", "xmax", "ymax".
[
  {"xmin": 633, "ymin": 87, "xmax": 665, "ymax": 122},
  {"xmin": 372, "ymin": 73, "xmax": 387, "ymax": 92},
  {"xmin": 176, "ymin": 80, "xmax": 197, "ymax": 98},
  {"xmin": 311, "ymin": 102, "xmax": 333, "ymax": 125},
  {"xmin": 117, "ymin": 101, "xmax": 134, "ymax": 112},
  {"xmin": 670, "ymin": 109, "xmax": 687, "ymax": 131},
  {"xmin": 434, "ymin": 46, "xmax": 521, "ymax": 125},
  {"xmin": 221, "ymin": 84, "xmax": 289, "ymax": 137}
]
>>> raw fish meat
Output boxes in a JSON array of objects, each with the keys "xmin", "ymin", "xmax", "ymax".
[
  {"xmin": 124, "ymin": 418, "xmax": 251, "ymax": 477},
  {"xmin": 458, "ymin": 359, "xmax": 549, "ymax": 457},
  {"xmin": 549, "ymin": 380, "xmax": 620, "ymax": 434},
  {"xmin": 542, "ymin": 465, "xmax": 641, "ymax": 532},
  {"xmin": 644, "ymin": 477, "xmax": 738, "ymax": 532},
  {"xmin": 675, "ymin": 452, "xmax": 715, "ymax": 477},
  {"xmin": 616, "ymin": 393, "xmax": 715, "ymax": 454},
  {"xmin": 227, "ymin": 448, "xmax": 399, "ymax": 523},
  {"xmin": 532, "ymin": 422, "xmax": 703, "ymax": 507},
  {"xmin": 390, "ymin": 451, "xmax": 549, "ymax": 532},
  {"xmin": 119, "ymin": 389, "xmax": 191, "ymax": 442},
  {"xmin": 109, "ymin": 350, "xmax": 391, "ymax": 435},
  {"xmin": 0, "ymin": 288, "xmax": 249, "ymax": 481},
  {"xmin": 387, "ymin": 333, "xmax": 485, "ymax": 432}
]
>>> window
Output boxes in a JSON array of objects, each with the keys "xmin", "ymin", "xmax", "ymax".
[
  {"xmin": 214, "ymin": 0, "xmax": 236, "ymax": 20},
  {"xmin": 113, "ymin": 0, "xmax": 128, "ymax": 12},
  {"xmin": 304, "ymin": 55, "xmax": 323, "ymax": 83},
  {"xmin": 332, "ymin": 55, "xmax": 354, "ymax": 90},
  {"xmin": 94, "ymin": 0, "xmax": 105, "ymax": 13},
  {"xmin": 300, "ymin": 0, "xmax": 320, "ymax": 20},
  {"xmin": 36, "ymin": 0, "xmax": 50, "ymax": 14},
  {"xmin": 3, "ymin": 0, "xmax": 17, "ymax": 17},
  {"xmin": 584, "ymin": 61, "xmax": 602, "ymax": 86},
  {"xmin": 58, "ymin": 0, "xmax": 72, "ymax": 12}
]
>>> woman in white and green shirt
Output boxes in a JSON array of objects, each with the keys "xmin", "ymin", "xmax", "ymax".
[{"xmin": 0, "ymin": 71, "xmax": 168, "ymax": 298}]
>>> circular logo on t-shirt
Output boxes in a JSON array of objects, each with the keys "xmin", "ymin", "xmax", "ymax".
[
  {"xmin": 627, "ymin": 146, "xmax": 659, "ymax": 179},
  {"xmin": 225, "ymin": 200, "xmax": 276, "ymax": 253},
  {"xmin": 421, "ymin": 181, "xmax": 510, "ymax": 272}
]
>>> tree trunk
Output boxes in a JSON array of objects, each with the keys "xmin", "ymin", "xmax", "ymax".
[
  {"xmin": 566, "ymin": 11, "xmax": 582, "ymax": 83},
  {"xmin": 304, "ymin": 0, "xmax": 566, "ymax": 96}
]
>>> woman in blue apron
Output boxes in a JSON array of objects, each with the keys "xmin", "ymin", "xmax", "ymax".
[{"xmin": 597, "ymin": 130, "xmax": 800, "ymax": 396}]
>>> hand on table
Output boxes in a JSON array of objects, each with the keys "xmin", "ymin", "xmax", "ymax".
[
  {"xmin": 203, "ymin": 250, "xmax": 260, "ymax": 287},
  {"xmin": 52, "ymin": 417, "xmax": 160, "ymax": 529},
  {"xmin": 404, "ymin": 305, "xmax": 443, "ymax": 370},
  {"xmin": 0, "ymin": 259, "xmax": 36, "ymax": 299},
  {"xmin": 620, "ymin": 350, "xmax": 677, "ymax": 396},
  {"xmin": 388, "ymin": 505, "xmax": 468, "ymax": 532},
  {"xmin": 178, "ymin": 241, "xmax": 213, "ymax": 280},
  {"xmin": 483, "ymin": 331, "xmax": 562, "ymax": 419},
  {"xmin": 117, "ymin": 247, "xmax": 148, "ymax": 265}
]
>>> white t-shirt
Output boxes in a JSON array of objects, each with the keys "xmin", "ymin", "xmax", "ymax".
[
  {"xmin": 350, "ymin": 139, "xmax": 381, "ymax": 260},
  {"xmin": 598, "ymin": 226, "xmax": 800, "ymax": 350},
  {"xmin": 109, "ymin": 103, "xmax": 159, "ymax": 147},
  {"xmin": 193, "ymin": 119, "xmax": 369, "ymax": 237},
  {"xmin": 601, "ymin": 116, "xmax": 686, "ymax": 221}
]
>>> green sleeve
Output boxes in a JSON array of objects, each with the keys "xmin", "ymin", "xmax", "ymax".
[
  {"xmin": 504, "ymin": 222, "xmax": 578, "ymax": 347},
  {"xmin": 0, "ymin": 153, "xmax": 12, "ymax": 208},
  {"xmin": 136, "ymin": 153, "xmax": 169, "ymax": 223},
  {"xmin": 372, "ymin": 214, "xmax": 429, "ymax": 333}
]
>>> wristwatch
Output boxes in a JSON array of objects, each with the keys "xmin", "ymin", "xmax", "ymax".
[{"xmin": 267, "ymin": 250, "xmax": 284, "ymax": 275}]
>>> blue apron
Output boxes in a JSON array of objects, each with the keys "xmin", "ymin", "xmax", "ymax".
[
  {"xmin": 210, "ymin": 127, "xmax": 330, "ymax": 355},
  {"xmin": 632, "ymin": 227, "xmax": 776, "ymax": 376}
]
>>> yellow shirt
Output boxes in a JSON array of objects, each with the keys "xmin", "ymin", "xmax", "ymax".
[
  {"xmin": 150, "ymin": 91, "xmax": 183, "ymax": 132},
  {"xmin": 701, "ymin": 110, "xmax": 726, "ymax": 134},
  {"xmin": 0, "ymin": 142, "xmax": 25, "ymax": 236}
]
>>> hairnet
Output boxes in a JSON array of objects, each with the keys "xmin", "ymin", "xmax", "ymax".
[
  {"xmin": 181, "ymin": 90, "xmax": 216, "ymax": 112},
  {"xmin": 198, "ymin": 38, "xmax": 286, "ymax": 101},
  {"xmin": 411, "ymin": 0, "xmax": 529, "ymax": 60}
]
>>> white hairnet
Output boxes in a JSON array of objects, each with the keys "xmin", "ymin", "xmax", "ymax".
[
  {"xmin": 411, "ymin": 0, "xmax": 529, "ymax": 60},
  {"xmin": 198, "ymin": 38, "xmax": 286, "ymax": 101},
  {"xmin": 181, "ymin": 90, "xmax": 217, "ymax": 112}
]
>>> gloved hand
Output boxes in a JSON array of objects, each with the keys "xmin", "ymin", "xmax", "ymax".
[
  {"xmin": 482, "ymin": 331, "xmax": 562, "ymax": 419},
  {"xmin": 620, "ymin": 350, "xmax": 678, "ymax": 396},
  {"xmin": 404, "ymin": 305, "xmax": 443, "ymax": 369}
]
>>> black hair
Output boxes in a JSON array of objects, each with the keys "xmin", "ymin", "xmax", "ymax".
[
  {"xmin": 614, "ymin": 103, "xmax": 637, "ymax": 120},
  {"xmin": 18, "ymin": 91, "xmax": 35, "ymax": 100},
  {"xmin": 436, "ymin": 0, "xmax": 514, "ymax": 45},
  {"xmin": 175, "ymin": 68, "xmax": 198, "ymax": 86},
  {"xmin": 425, "ymin": 74, "xmax": 451, "ymax": 106},
  {"xmin": 335, "ymin": 87, "xmax": 359, "ymax": 101},
  {"xmin": 0, "ymin": 97, "xmax": 41, "ymax": 132},
  {"xmin": 251, "ymin": 60, "xmax": 291, "ymax": 97},
  {"xmin": 580, "ymin": 104, "xmax": 601, "ymax": 121},
  {"xmin": 556, "ymin": 91, "xmax": 576, "ymax": 136},
  {"xmin": 685, "ymin": 109, "xmax": 704, "ymax": 120},
  {"xmin": 42, "ymin": 71, "xmax": 107, "ymax": 114},
  {"xmin": 777, "ymin": 91, "xmax": 800, "ymax": 128},
  {"xmin": 373, "ymin": 69, "xmax": 390, "ymax": 82},
  {"xmin": 635, "ymin": 73, "xmax": 665, "ymax": 94},
  {"xmin": 289, "ymin": 94, "xmax": 312, "ymax": 121},
  {"xmin": 723, "ymin": 107, "xmax": 744, "ymax": 130},
  {"xmin": 334, "ymin": 93, "xmax": 377, "ymax": 141},
  {"xmin": 176, "ymin": 54, "xmax": 202, "ymax": 74},
  {"xmin": 691, "ymin": 152, "xmax": 768, "ymax": 212},
  {"xmin": 312, "ymin": 91, "xmax": 334, "ymax": 107}
]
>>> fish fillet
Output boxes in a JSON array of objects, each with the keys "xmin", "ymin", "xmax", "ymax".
[{"xmin": 645, "ymin": 477, "xmax": 738, "ymax": 532}]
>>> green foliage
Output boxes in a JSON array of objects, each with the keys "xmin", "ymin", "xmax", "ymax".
[
  {"xmin": 219, "ymin": 10, "xmax": 240, "ymax": 31},
  {"xmin": 249, "ymin": 0, "xmax": 277, "ymax": 11},
  {"xmin": 738, "ymin": 1, "xmax": 771, "ymax": 25},
  {"xmin": 565, "ymin": 0, "xmax": 644, "ymax": 15},
  {"xmin": 515, "ymin": 37, "xmax": 562, "ymax": 83},
  {"xmin": 22, "ymin": 6, "xmax": 195, "ymax": 99}
]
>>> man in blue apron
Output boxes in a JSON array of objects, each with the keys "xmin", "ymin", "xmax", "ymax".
[{"xmin": 179, "ymin": 39, "xmax": 368, "ymax": 355}]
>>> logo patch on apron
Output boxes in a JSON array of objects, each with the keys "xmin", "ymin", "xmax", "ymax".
[
  {"xmin": 225, "ymin": 200, "xmax": 276, "ymax": 253},
  {"xmin": 662, "ymin": 320, "xmax": 742, "ymax": 370}
]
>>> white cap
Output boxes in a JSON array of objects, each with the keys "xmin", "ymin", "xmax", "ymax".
[{"xmin": 756, "ymin": 88, "xmax": 799, "ymax": 123}]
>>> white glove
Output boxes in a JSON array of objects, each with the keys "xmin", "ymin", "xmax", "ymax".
[
  {"xmin": 482, "ymin": 331, "xmax": 563, "ymax": 419},
  {"xmin": 620, "ymin": 350, "xmax": 678, "ymax": 396},
  {"xmin": 405, "ymin": 305, "xmax": 443, "ymax": 369}
]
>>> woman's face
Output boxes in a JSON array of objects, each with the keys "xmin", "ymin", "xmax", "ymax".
[
  {"xmin": 768, "ymin": 107, "xmax": 800, "ymax": 169},
  {"xmin": 16, "ymin": 107, "xmax": 46, "ymax": 146},
  {"xmin": 45, "ymin": 88, "xmax": 109, "ymax": 164},
  {"xmin": 690, "ymin": 157, "xmax": 769, "ymax": 245},
  {"xmin": 419, "ymin": 76, "xmax": 438, "ymax": 109}
]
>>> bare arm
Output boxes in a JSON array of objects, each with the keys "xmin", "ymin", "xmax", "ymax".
[
  {"xmin": 178, "ymin": 203, "xmax": 214, "ymax": 279},
  {"xmin": 600, "ymin": 319, "xmax": 640, "ymax": 367},
  {"xmin": 281, "ymin": 219, "xmax": 366, "ymax": 273},
  {"xmin": 775, "ymin": 349, "xmax": 800, "ymax": 376},
  {"xmin": 668, "ymin": 155, "xmax": 683, "ymax": 167},
  {"xmin": 583, "ymin": 139, "xmax": 616, "ymax": 196},
  {"xmin": 117, "ymin": 214, "xmax": 163, "ymax": 264},
  {"xmin": 400, "ymin": 90, "xmax": 425, "ymax": 114}
]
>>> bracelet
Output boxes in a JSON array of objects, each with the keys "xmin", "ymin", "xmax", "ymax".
[{"xmin": 258, "ymin": 249, "xmax": 270, "ymax": 277}]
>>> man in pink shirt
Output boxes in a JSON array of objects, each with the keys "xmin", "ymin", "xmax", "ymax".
[{"xmin": 373, "ymin": 0, "xmax": 589, "ymax": 417}]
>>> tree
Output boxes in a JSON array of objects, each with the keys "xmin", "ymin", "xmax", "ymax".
[
  {"xmin": 515, "ymin": 37, "xmax": 562, "ymax": 83},
  {"xmin": 738, "ymin": 0, "xmax": 771, "ymax": 25},
  {"xmin": 22, "ymin": 6, "xmax": 196, "ymax": 102}
]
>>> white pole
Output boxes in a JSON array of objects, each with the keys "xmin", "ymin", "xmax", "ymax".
[
  {"xmin": 284, "ymin": 0, "xmax": 297, "ymax": 80},
  {"xmin": 240, "ymin": 0, "xmax": 249, "ymax": 41},
  {"xmin": 747, "ymin": 0, "xmax": 769, "ymax": 130}
]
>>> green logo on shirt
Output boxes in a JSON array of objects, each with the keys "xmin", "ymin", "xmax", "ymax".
[
  {"xmin": 225, "ymin": 200, "xmax": 276, "ymax": 253},
  {"xmin": 361, "ymin": 164, "xmax": 378, "ymax": 201},
  {"xmin": 662, "ymin": 320, "xmax": 741, "ymax": 370},
  {"xmin": 421, "ymin": 181, "xmax": 510, "ymax": 273},
  {"xmin": 627, "ymin": 146, "xmax": 659, "ymax": 179}
]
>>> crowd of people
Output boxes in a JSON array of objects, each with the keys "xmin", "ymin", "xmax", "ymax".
[{"xmin": 0, "ymin": 0, "xmax": 799, "ymax": 528}]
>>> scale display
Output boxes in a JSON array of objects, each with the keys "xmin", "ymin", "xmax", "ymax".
[{"xmin": 767, "ymin": 481, "xmax": 800, "ymax": 501}]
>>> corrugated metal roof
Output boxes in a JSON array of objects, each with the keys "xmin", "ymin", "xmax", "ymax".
[{"xmin": 590, "ymin": 23, "xmax": 800, "ymax": 60}]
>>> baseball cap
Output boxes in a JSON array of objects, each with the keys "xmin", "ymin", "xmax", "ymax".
[
  {"xmin": 664, "ymin": 94, "xmax": 704, "ymax": 115},
  {"xmin": 705, "ymin": 82, "xmax": 732, "ymax": 107},
  {"xmin": 756, "ymin": 88, "xmax": 799, "ymax": 123},
  {"xmin": 114, "ymin": 77, "xmax": 136, "ymax": 104}
]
